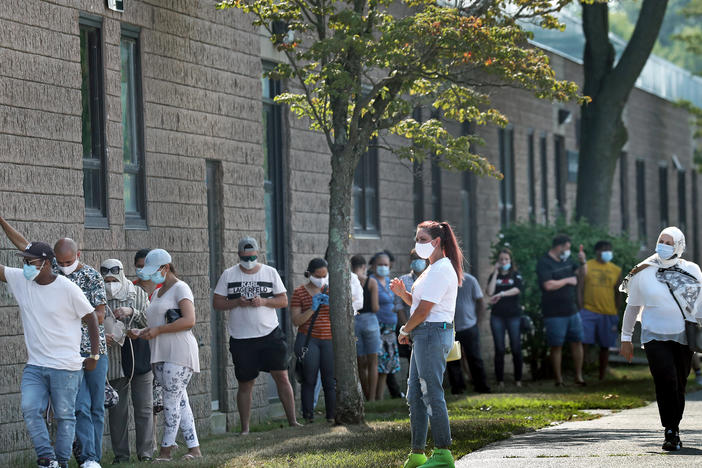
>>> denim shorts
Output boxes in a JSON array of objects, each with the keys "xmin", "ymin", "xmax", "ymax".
[
  {"xmin": 355, "ymin": 313, "xmax": 381, "ymax": 356},
  {"xmin": 544, "ymin": 313, "xmax": 584, "ymax": 347},
  {"xmin": 580, "ymin": 309, "xmax": 619, "ymax": 348}
]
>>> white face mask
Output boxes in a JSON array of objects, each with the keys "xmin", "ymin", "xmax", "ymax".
[
  {"xmin": 415, "ymin": 240, "xmax": 436, "ymax": 259},
  {"xmin": 240, "ymin": 259, "xmax": 258, "ymax": 270},
  {"xmin": 559, "ymin": 249, "xmax": 571, "ymax": 261},
  {"xmin": 59, "ymin": 258, "xmax": 79, "ymax": 276},
  {"xmin": 310, "ymin": 275, "xmax": 328, "ymax": 288},
  {"xmin": 105, "ymin": 281, "xmax": 123, "ymax": 298}
]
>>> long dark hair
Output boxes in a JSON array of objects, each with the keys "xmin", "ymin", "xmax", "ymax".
[
  {"xmin": 497, "ymin": 247, "xmax": 517, "ymax": 274},
  {"xmin": 417, "ymin": 220, "xmax": 464, "ymax": 286}
]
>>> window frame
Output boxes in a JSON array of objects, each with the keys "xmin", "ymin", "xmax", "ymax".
[
  {"xmin": 659, "ymin": 162, "xmax": 669, "ymax": 229},
  {"xmin": 540, "ymin": 133, "xmax": 548, "ymax": 224},
  {"xmin": 619, "ymin": 151, "xmax": 629, "ymax": 233},
  {"xmin": 121, "ymin": 25, "xmax": 147, "ymax": 229},
  {"xmin": 678, "ymin": 168, "xmax": 686, "ymax": 232},
  {"xmin": 527, "ymin": 130, "xmax": 536, "ymax": 223},
  {"xmin": 498, "ymin": 126, "xmax": 515, "ymax": 228},
  {"xmin": 80, "ymin": 14, "xmax": 108, "ymax": 228},
  {"xmin": 636, "ymin": 159, "xmax": 647, "ymax": 243},
  {"xmin": 554, "ymin": 135, "xmax": 566, "ymax": 219},
  {"xmin": 352, "ymin": 141, "xmax": 380, "ymax": 236}
]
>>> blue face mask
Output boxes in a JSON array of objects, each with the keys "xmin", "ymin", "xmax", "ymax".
[
  {"xmin": 501, "ymin": 263, "xmax": 511, "ymax": 271},
  {"xmin": 136, "ymin": 268, "xmax": 150, "ymax": 281},
  {"xmin": 23, "ymin": 262, "xmax": 43, "ymax": 281},
  {"xmin": 656, "ymin": 243, "xmax": 675, "ymax": 260},
  {"xmin": 150, "ymin": 268, "xmax": 166, "ymax": 284},
  {"xmin": 411, "ymin": 259, "xmax": 426, "ymax": 273},
  {"xmin": 600, "ymin": 251, "xmax": 613, "ymax": 263},
  {"xmin": 376, "ymin": 266, "xmax": 390, "ymax": 277}
]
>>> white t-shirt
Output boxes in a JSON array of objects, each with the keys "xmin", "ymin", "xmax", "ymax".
[
  {"xmin": 214, "ymin": 264, "xmax": 287, "ymax": 339},
  {"xmin": 5, "ymin": 267, "xmax": 94, "ymax": 371},
  {"xmin": 409, "ymin": 257, "xmax": 458, "ymax": 323},
  {"xmin": 146, "ymin": 280, "xmax": 200, "ymax": 372},
  {"xmin": 626, "ymin": 263, "xmax": 701, "ymax": 343},
  {"xmin": 351, "ymin": 272, "xmax": 364, "ymax": 314}
]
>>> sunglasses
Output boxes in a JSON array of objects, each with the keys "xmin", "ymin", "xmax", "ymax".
[
  {"xmin": 23, "ymin": 258, "xmax": 44, "ymax": 266},
  {"xmin": 100, "ymin": 266, "xmax": 122, "ymax": 275},
  {"xmin": 239, "ymin": 255, "xmax": 257, "ymax": 262}
]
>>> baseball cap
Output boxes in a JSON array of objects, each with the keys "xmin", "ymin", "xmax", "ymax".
[
  {"xmin": 16, "ymin": 242, "xmax": 55, "ymax": 260},
  {"xmin": 238, "ymin": 237, "xmax": 259, "ymax": 254},
  {"xmin": 140, "ymin": 248, "xmax": 172, "ymax": 276}
]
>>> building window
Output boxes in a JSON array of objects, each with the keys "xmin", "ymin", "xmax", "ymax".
[
  {"xmin": 619, "ymin": 152, "xmax": 629, "ymax": 233},
  {"xmin": 353, "ymin": 143, "xmax": 379, "ymax": 235},
  {"xmin": 659, "ymin": 163, "xmax": 669, "ymax": 229},
  {"xmin": 80, "ymin": 17, "xmax": 107, "ymax": 227},
  {"xmin": 692, "ymin": 170, "xmax": 699, "ymax": 263},
  {"xmin": 262, "ymin": 69, "xmax": 286, "ymax": 271},
  {"xmin": 540, "ymin": 133, "xmax": 548, "ymax": 223},
  {"xmin": 554, "ymin": 135, "xmax": 566, "ymax": 218},
  {"xmin": 121, "ymin": 27, "xmax": 146, "ymax": 228},
  {"xmin": 498, "ymin": 127, "xmax": 515, "ymax": 228},
  {"xmin": 431, "ymin": 159, "xmax": 442, "ymax": 220},
  {"xmin": 527, "ymin": 130, "xmax": 536, "ymax": 223},
  {"xmin": 636, "ymin": 159, "xmax": 647, "ymax": 243},
  {"xmin": 678, "ymin": 169, "xmax": 687, "ymax": 232},
  {"xmin": 412, "ymin": 107, "xmax": 424, "ymax": 224}
]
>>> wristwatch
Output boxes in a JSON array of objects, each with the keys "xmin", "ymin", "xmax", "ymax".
[{"xmin": 87, "ymin": 354, "xmax": 100, "ymax": 360}]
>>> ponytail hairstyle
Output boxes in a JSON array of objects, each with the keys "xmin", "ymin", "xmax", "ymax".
[
  {"xmin": 304, "ymin": 257, "xmax": 328, "ymax": 278},
  {"xmin": 417, "ymin": 220, "xmax": 464, "ymax": 286}
]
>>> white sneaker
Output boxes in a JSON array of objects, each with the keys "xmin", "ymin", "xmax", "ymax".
[{"xmin": 80, "ymin": 461, "xmax": 102, "ymax": 468}]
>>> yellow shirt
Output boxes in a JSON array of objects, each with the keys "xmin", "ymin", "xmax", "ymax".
[{"xmin": 583, "ymin": 259, "xmax": 621, "ymax": 316}]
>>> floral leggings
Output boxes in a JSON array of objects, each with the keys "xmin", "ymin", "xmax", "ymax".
[{"xmin": 152, "ymin": 362, "xmax": 199, "ymax": 448}]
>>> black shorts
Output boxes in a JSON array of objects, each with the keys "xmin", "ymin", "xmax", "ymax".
[{"xmin": 229, "ymin": 327, "xmax": 288, "ymax": 382}]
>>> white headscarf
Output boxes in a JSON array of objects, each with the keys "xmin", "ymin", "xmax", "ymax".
[{"xmin": 101, "ymin": 258, "xmax": 136, "ymax": 303}]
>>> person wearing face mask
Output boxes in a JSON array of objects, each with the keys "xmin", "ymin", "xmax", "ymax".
[
  {"xmin": 0, "ymin": 218, "xmax": 107, "ymax": 468},
  {"xmin": 0, "ymin": 241, "xmax": 99, "ymax": 468},
  {"xmin": 133, "ymin": 249, "xmax": 162, "ymax": 300},
  {"xmin": 291, "ymin": 258, "xmax": 336, "ymax": 423},
  {"xmin": 213, "ymin": 237, "xmax": 299, "ymax": 435},
  {"xmin": 101, "ymin": 259, "xmax": 154, "ymax": 464},
  {"xmin": 577, "ymin": 241, "xmax": 622, "ymax": 381},
  {"xmin": 536, "ymin": 234, "xmax": 587, "ymax": 387},
  {"xmin": 370, "ymin": 252, "xmax": 402, "ymax": 400},
  {"xmin": 619, "ymin": 227, "xmax": 702, "ymax": 451},
  {"xmin": 394, "ymin": 250, "xmax": 427, "ymax": 373},
  {"xmin": 390, "ymin": 220, "xmax": 463, "ymax": 468},
  {"xmin": 486, "ymin": 248, "xmax": 524, "ymax": 390},
  {"xmin": 129, "ymin": 249, "xmax": 202, "ymax": 461},
  {"xmin": 351, "ymin": 254, "xmax": 381, "ymax": 402}
]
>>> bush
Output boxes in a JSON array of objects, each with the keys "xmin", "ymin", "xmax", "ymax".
[{"xmin": 491, "ymin": 219, "xmax": 641, "ymax": 380}]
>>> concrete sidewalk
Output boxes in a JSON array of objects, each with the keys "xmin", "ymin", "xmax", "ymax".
[{"xmin": 456, "ymin": 390, "xmax": 702, "ymax": 467}]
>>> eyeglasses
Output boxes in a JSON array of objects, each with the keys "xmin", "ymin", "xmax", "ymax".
[
  {"xmin": 100, "ymin": 266, "xmax": 122, "ymax": 275},
  {"xmin": 239, "ymin": 255, "xmax": 257, "ymax": 262}
]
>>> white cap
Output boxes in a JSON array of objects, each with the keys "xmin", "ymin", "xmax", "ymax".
[{"xmin": 141, "ymin": 248, "xmax": 172, "ymax": 276}]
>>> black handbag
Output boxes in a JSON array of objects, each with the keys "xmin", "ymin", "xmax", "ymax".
[
  {"xmin": 165, "ymin": 308, "xmax": 182, "ymax": 324},
  {"xmin": 294, "ymin": 308, "xmax": 321, "ymax": 384}
]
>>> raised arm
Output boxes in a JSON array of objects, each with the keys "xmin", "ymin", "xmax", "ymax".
[
  {"xmin": 0, "ymin": 264, "xmax": 6, "ymax": 283},
  {"xmin": 0, "ymin": 216, "xmax": 29, "ymax": 251}
]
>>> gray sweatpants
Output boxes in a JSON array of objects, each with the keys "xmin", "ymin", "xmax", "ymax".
[{"xmin": 108, "ymin": 371, "xmax": 154, "ymax": 461}]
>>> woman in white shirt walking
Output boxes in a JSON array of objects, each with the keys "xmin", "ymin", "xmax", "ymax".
[
  {"xmin": 130, "ymin": 249, "xmax": 202, "ymax": 461},
  {"xmin": 391, "ymin": 220, "xmax": 463, "ymax": 468},
  {"xmin": 620, "ymin": 227, "xmax": 702, "ymax": 451}
]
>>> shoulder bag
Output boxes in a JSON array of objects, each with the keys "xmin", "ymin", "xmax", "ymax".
[
  {"xmin": 294, "ymin": 307, "xmax": 321, "ymax": 384},
  {"xmin": 661, "ymin": 268, "xmax": 702, "ymax": 353}
]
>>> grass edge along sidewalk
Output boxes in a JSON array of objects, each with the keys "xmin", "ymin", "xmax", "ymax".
[{"xmin": 20, "ymin": 364, "xmax": 699, "ymax": 467}]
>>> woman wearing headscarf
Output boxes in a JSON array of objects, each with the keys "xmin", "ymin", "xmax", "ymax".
[
  {"xmin": 620, "ymin": 227, "xmax": 702, "ymax": 451},
  {"xmin": 101, "ymin": 259, "xmax": 154, "ymax": 463}
]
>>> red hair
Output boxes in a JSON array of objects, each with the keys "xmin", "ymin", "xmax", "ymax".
[{"xmin": 417, "ymin": 220, "xmax": 464, "ymax": 286}]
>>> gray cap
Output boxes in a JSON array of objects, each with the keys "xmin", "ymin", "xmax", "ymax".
[{"xmin": 238, "ymin": 237, "xmax": 259, "ymax": 254}]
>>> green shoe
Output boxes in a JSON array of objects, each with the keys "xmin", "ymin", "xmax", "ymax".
[
  {"xmin": 421, "ymin": 449, "xmax": 455, "ymax": 467},
  {"xmin": 403, "ymin": 452, "xmax": 427, "ymax": 468}
]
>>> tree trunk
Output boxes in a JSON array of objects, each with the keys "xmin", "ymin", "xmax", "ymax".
[
  {"xmin": 328, "ymin": 148, "xmax": 365, "ymax": 424},
  {"xmin": 575, "ymin": 0, "xmax": 668, "ymax": 227}
]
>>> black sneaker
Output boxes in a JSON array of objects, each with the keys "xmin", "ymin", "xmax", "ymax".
[
  {"xmin": 662, "ymin": 429, "xmax": 682, "ymax": 451},
  {"xmin": 37, "ymin": 458, "xmax": 60, "ymax": 468}
]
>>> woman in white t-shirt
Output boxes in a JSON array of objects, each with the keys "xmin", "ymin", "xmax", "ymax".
[
  {"xmin": 130, "ymin": 249, "xmax": 202, "ymax": 461},
  {"xmin": 620, "ymin": 227, "xmax": 702, "ymax": 452},
  {"xmin": 390, "ymin": 220, "xmax": 463, "ymax": 468}
]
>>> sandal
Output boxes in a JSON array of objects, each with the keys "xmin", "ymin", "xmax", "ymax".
[{"xmin": 182, "ymin": 453, "xmax": 203, "ymax": 460}]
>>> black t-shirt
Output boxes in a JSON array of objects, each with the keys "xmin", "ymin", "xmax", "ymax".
[
  {"xmin": 488, "ymin": 271, "xmax": 523, "ymax": 318},
  {"xmin": 536, "ymin": 253, "xmax": 579, "ymax": 317}
]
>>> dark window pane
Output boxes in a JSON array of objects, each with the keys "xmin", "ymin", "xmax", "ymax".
[
  {"xmin": 659, "ymin": 164, "xmax": 668, "ymax": 228},
  {"xmin": 527, "ymin": 131, "xmax": 536, "ymax": 223},
  {"xmin": 80, "ymin": 29, "xmax": 93, "ymax": 160},
  {"xmin": 636, "ymin": 160, "xmax": 647, "ymax": 242},
  {"xmin": 540, "ymin": 134, "xmax": 548, "ymax": 223},
  {"xmin": 620, "ymin": 152, "xmax": 629, "ymax": 232},
  {"xmin": 353, "ymin": 143, "xmax": 379, "ymax": 234}
]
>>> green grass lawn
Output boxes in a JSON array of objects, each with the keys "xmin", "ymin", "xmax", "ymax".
[{"xmin": 59, "ymin": 364, "xmax": 694, "ymax": 468}]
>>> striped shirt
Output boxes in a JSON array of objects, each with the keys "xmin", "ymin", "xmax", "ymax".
[
  {"xmin": 106, "ymin": 286, "xmax": 150, "ymax": 381},
  {"xmin": 292, "ymin": 285, "xmax": 332, "ymax": 340}
]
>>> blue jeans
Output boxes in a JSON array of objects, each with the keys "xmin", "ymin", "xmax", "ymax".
[
  {"xmin": 407, "ymin": 322, "xmax": 453, "ymax": 450},
  {"xmin": 75, "ymin": 353, "xmax": 108, "ymax": 463},
  {"xmin": 355, "ymin": 313, "xmax": 381, "ymax": 356},
  {"xmin": 294, "ymin": 333, "xmax": 335, "ymax": 420},
  {"xmin": 490, "ymin": 315, "xmax": 524, "ymax": 382},
  {"xmin": 21, "ymin": 365, "xmax": 82, "ymax": 465}
]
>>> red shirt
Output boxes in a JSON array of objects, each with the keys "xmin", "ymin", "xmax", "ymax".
[{"xmin": 292, "ymin": 285, "xmax": 332, "ymax": 340}]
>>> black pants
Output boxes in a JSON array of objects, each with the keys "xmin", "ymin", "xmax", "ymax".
[
  {"xmin": 644, "ymin": 340, "xmax": 692, "ymax": 431},
  {"xmin": 447, "ymin": 324, "xmax": 489, "ymax": 392}
]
